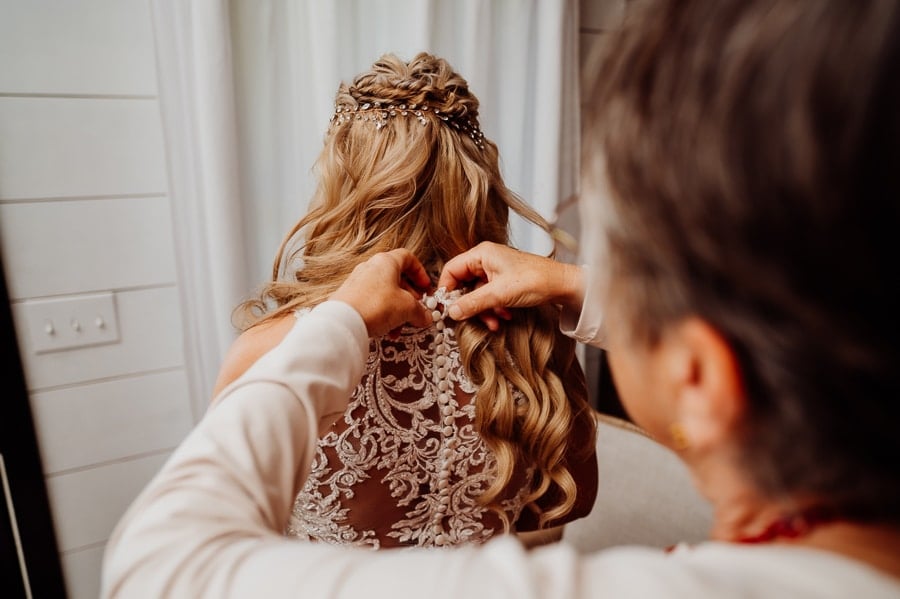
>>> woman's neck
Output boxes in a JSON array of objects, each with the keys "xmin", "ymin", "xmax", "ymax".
[
  {"xmin": 691, "ymin": 450, "xmax": 779, "ymax": 541},
  {"xmin": 800, "ymin": 521, "xmax": 900, "ymax": 581},
  {"xmin": 698, "ymin": 464, "xmax": 900, "ymax": 581}
]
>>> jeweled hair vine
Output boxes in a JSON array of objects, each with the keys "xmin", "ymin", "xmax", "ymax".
[{"xmin": 330, "ymin": 101, "xmax": 486, "ymax": 150}]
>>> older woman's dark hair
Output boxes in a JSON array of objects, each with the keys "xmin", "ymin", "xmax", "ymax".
[{"xmin": 585, "ymin": 0, "xmax": 900, "ymax": 523}]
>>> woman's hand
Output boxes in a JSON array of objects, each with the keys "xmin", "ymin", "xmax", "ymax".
[
  {"xmin": 331, "ymin": 249, "xmax": 433, "ymax": 337},
  {"xmin": 438, "ymin": 241, "xmax": 585, "ymax": 331}
]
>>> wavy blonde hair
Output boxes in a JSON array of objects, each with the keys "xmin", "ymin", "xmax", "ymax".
[{"xmin": 235, "ymin": 52, "xmax": 595, "ymax": 528}]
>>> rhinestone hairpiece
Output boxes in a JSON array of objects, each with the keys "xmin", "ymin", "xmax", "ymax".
[{"xmin": 330, "ymin": 101, "xmax": 486, "ymax": 150}]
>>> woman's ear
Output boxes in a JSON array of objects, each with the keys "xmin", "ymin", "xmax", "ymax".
[{"xmin": 667, "ymin": 318, "xmax": 746, "ymax": 452}]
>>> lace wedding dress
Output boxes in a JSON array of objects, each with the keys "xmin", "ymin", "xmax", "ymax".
[{"xmin": 285, "ymin": 289, "xmax": 533, "ymax": 548}]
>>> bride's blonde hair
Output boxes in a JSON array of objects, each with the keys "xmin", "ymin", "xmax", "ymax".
[{"xmin": 235, "ymin": 52, "xmax": 594, "ymax": 528}]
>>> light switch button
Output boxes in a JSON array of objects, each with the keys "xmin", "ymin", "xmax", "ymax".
[{"xmin": 21, "ymin": 292, "xmax": 120, "ymax": 354}]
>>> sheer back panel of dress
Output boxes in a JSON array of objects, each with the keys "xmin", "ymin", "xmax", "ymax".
[{"xmin": 287, "ymin": 295, "xmax": 533, "ymax": 548}]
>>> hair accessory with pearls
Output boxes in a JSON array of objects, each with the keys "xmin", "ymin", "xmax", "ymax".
[{"xmin": 330, "ymin": 101, "xmax": 486, "ymax": 150}]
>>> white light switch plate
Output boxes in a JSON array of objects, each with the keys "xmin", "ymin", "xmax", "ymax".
[{"xmin": 21, "ymin": 292, "xmax": 120, "ymax": 354}]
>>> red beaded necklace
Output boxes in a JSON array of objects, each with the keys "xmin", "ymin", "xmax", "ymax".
[
  {"xmin": 733, "ymin": 505, "xmax": 838, "ymax": 544},
  {"xmin": 665, "ymin": 505, "xmax": 838, "ymax": 552}
]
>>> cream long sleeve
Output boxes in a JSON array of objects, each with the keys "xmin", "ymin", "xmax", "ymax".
[
  {"xmin": 100, "ymin": 300, "xmax": 900, "ymax": 599},
  {"xmin": 101, "ymin": 300, "xmax": 369, "ymax": 598},
  {"xmin": 560, "ymin": 265, "xmax": 606, "ymax": 347}
]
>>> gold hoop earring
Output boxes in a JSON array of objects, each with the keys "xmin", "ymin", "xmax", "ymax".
[{"xmin": 669, "ymin": 422, "xmax": 691, "ymax": 451}]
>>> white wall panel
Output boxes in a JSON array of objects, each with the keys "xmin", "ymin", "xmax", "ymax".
[
  {"xmin": 60, "ymin": 544, "xmax": 105, "ymax": 599},
  {"xmin": 45, "ymin": 451, "xmax": 169, "ymax": 552},
  {"xmin": 0, "ymin": 2, "xmax": 196, "ymax": 595},
  {"xmin": 0, "ymin": 97, "xmax": 167, "ymax": 199},
  {"xmin": 0, "ymin": 0, "xmax": 156, "ymax": 96},
  {"xmin": 13, "ymin": 286, "xmax": 186, "ymax": 390},
  {"xmin": 31, "ymin": 370, "xmax": 193, "ymax": 474},
  {"xmin": 0, "ymin": 196, "xmax": 177, "ymax": 300}
]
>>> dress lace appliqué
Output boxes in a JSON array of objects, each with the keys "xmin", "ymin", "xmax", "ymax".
[{"xmin": 286, "ymin": 288, "xmax": 532, "ymax": 549}]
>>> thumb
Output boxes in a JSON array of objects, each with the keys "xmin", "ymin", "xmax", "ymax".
[
  {"xmin": 447, "ymin": 287, "xmax": 492, "ymax": 321},
  {"xmin": 404, "ymin": 295, "xmax": 433, "ymax": 329}
]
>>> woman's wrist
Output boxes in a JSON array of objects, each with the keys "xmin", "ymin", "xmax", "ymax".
[{"xmin": 553, "ymin": 262, "xmax": 586, "ymax": 313}]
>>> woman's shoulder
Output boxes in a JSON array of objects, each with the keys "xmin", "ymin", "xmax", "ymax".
[
  {"xmin": 210, "ymin": 314, "xmax": 299, "ymax": 398},
  {"xmin": 636, "ymin": 542, "xmax": 900, "ymax": 598},
  {"xmin": 500, "ymin": 541, "xmax": 900, "ymax": 598}
]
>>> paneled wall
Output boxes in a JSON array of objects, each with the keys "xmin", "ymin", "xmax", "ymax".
[{"xmin": 0, "ymin": 2, "xmax": 193, "ymax": 597}]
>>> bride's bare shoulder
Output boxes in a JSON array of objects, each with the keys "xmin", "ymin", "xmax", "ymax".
[{"xmin": 210, "ymin": 315, "xmax": 297, "ymax": 399}]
